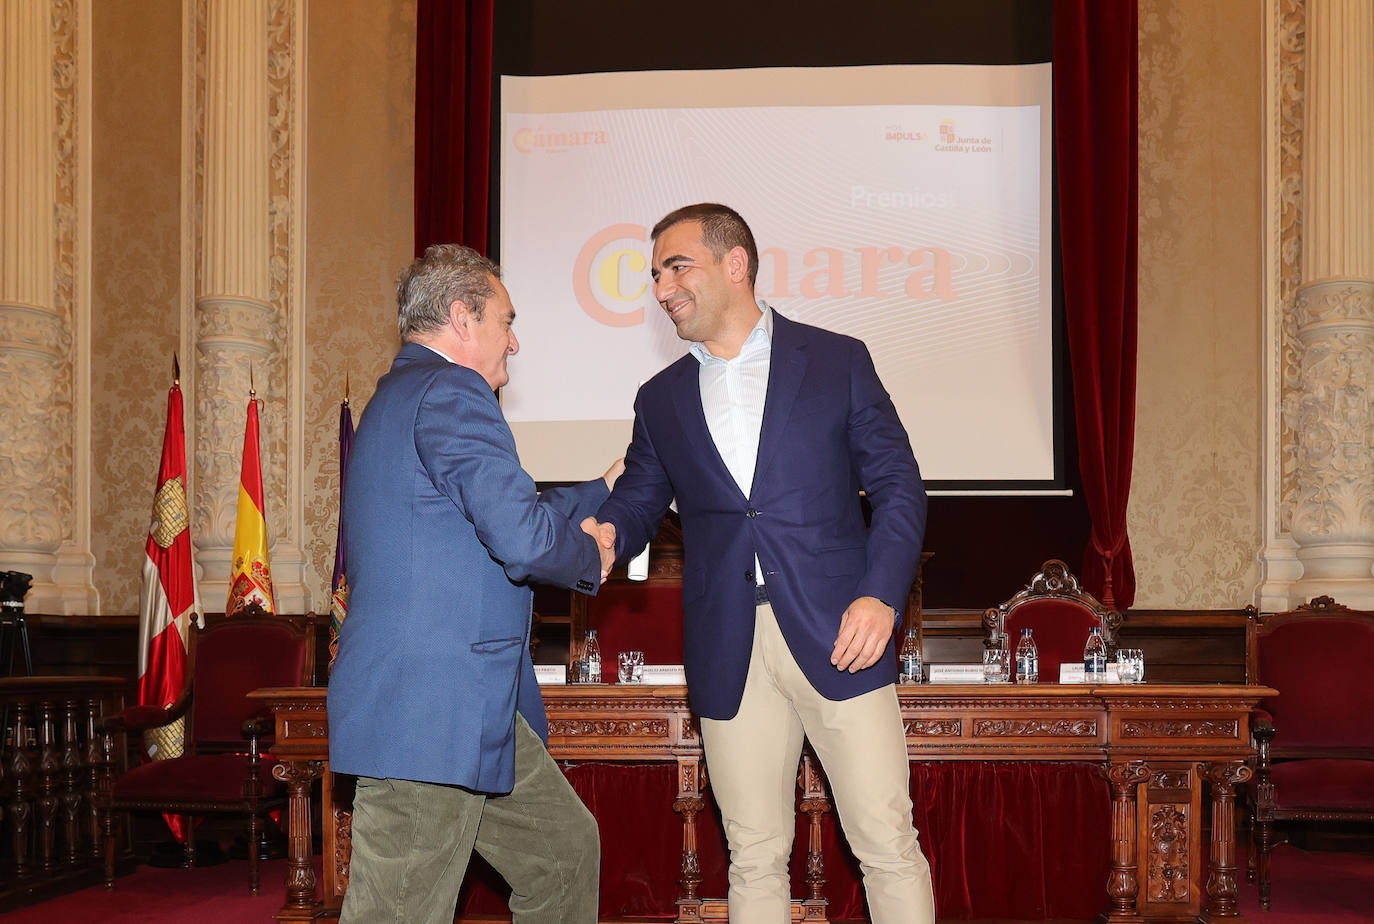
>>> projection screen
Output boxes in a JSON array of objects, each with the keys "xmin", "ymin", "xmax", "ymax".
[{"xmin": 499, "ymin": 63, "xmax": 1055, "ymax": 490}]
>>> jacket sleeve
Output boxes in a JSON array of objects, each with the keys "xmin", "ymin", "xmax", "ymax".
[
  {"xmin": 846, "ymin": 340, "xmax": 927, "ymax": 613},
  {"xmin": 537, "ymin": 478, "xmax": 610, "ymax": 523},
  {"xmin": 414, "ymin": 367, "xmax": 603, "ymax": 594},
  {"xmin": 595, "ymin": 389, "xmax": 675, "ymax": 563}
]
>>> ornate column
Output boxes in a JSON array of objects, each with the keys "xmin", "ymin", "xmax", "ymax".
[
  {"xmin": 1200, "ymin": 761, "xmax": 1252, "ymax": 922},
  {"xmin": 1283, "ymin": 0, "xmax": 1374, "ymax": 606},
  {"xmin": 0, "ymin": 1, "xmax": 96, "ymax": 613},
  {"xmin": 191, "ymin": 0, "xmax": 309, "ymax": 612},
  {"xmin": 1102, "ymin": 760, "xmax": 1150, "ymax": 922}
]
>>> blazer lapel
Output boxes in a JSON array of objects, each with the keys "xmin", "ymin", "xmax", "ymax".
[
  {"xmin": 668, "ymin": 356, "xmax": 749, "ymax": 504},
  {"xmin": 750, "ymin": 315, "xmax": 809, "ymax": 496}
]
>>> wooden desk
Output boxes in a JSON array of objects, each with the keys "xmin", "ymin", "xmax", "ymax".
[{"xmin": 249, "ymin": 683, "xmax": 1272, "ymax": 924}]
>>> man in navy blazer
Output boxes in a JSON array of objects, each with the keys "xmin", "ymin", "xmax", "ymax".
[
  {"xmin": 329, "ymin": 244, "xmax": 616, "ymax": 923},
  {"xmin": 596, "ymin": 205, "xmax": 935, "ymax": 922}
]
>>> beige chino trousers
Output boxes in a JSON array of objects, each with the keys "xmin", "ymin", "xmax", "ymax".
[{"xmin": 699, "ymin": 602, "xmax": 935, "ymax": 924}]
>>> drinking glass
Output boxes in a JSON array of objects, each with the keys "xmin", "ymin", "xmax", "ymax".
[
  {"xmin": 618, "ymin": 650, "xmax": 645, "ymax": 684},
  {"xmin": 982, "ymin": 646, "xmax": 1010, "ymax": 683},
  {"xmin": 1115, "ymin": 648, "xmax": 1145, "ymax": 683}
]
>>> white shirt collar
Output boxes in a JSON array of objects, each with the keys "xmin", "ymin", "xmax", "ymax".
[
  {"xmin": 417, "ymin": 342, "xmax": 457, "ymax": 364},
  {"xmin": 690, "ymin": 300, "xmax": 774, "ymax": 365}
]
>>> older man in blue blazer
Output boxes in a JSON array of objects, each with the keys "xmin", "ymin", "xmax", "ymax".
[
  {"xmin": 596, "ymin": 205, "xmax": 935, "ymax": 923},
  {"xmin": 329, "ymin": 244, "xmax": 617, "ymax": 924}
]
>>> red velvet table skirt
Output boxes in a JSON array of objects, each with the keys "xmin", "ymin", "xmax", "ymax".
[{"xmin": 458, "ymin": 760, "xmax": 1111, "ymax": 920}]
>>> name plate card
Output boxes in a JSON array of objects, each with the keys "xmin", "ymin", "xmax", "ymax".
[
  {"xmin": 639, "ymin": 664, "xmax": 686, "ymax": 685},
  {"xmin": 534, "ymin": 664, "xmax": 568, "ymax": 685},
  {"xmin": 927, "ymin": 664, "xmax": 986, "ymax": 684},
  {"xmin": 1058, "ymin": 663, "xmax": 1121, "ymax": 683}
]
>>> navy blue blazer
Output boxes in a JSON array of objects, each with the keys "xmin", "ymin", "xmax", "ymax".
[
  {"xmin": 597, "ymin": 313, "xmax": 926, "ymax": 720},
  {"xmin": 328, "ymin": 343, "xmax": 606, "ymax": 793}
]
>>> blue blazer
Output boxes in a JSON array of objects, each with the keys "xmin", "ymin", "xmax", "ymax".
[
  {"xmin": 597, "ymin": 313, "xmax": 926, "ymax": 720},
  {"xmin": 329, "ymin": 343, "xmax": 606, "ymax": 793}
]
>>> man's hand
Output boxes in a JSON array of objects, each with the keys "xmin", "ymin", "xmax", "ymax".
[
  {"xmin": 580, "ymin": 517, "xmax": 616, "ymax": 582},
  {"xmin": 593, "ymin": 519, "xmax": 616, "ymax": 552},
  {"xmin": 603, "ymin": 457, "xmax": 626, "ymax": 491},
  {"xmin": 831, "ymin": 596, "xmax": 896, "ymax": 672}
]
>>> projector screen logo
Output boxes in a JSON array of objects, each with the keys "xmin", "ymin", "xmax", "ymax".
[
  {"xmin": 513, "ymin": 126, "xmax": 608, "ymax": 154},
  {"xmin": 573, "ymin": 224, "xmax": 957, "ymax": 328},
  {"xmin": 935, "ymin": 119, "xmax": 994, "ymax": 154}
]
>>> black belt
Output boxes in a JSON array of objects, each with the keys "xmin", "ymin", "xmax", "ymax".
[{"xmin": 754, "ymin": 584, "xmax": 770, "ymax": 605}]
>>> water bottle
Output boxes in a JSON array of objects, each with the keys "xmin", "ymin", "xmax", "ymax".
[
  {"xmin": 1083, "ymin": 625, "xmax": 1108, "ymax": 681},
  {"xmin": 583, "ymin": 629, "xmax": 602, "ymax": 683},
  {"xmin": 898, "ymin": 629, "xmax": 923, "ymax": 684},
  {"xmin": 1015, "ymin": 627, "xmax": 1039, "ymax": 683}
]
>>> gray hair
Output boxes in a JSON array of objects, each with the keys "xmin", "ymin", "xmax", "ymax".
[{"xmin": 396, "ymin": 244, "xmax": 501, "ymax": 340}]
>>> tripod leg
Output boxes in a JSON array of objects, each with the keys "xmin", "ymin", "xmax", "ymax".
[{"xmin": 18, "ymin": 617, "xmax": 32, "ymax": 676}]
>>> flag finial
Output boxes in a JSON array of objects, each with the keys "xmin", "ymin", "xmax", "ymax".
[
  {"xmin": 249, "ymin": 364, "xmax": 256, "ymax": 400},
  {"xmin": 344, "ymin": 371, "xmax": 350, "ymax": 405},
  {"xmin": 172, "ymin": 353, "xmax": 180, "ymax": 386}
]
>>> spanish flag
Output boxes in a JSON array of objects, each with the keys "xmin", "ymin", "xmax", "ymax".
[{"xmin": 227, "ymin": 388, "xmax": 275, "ymax": 616}]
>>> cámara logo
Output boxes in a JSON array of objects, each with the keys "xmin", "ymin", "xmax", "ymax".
[
  {"xmin": 513, "ymin": 126, "xmax": 609, "ymax": 154},
  {"xmin": 572, "ymin": 224, "xmax": 957, "ymax": 327}
]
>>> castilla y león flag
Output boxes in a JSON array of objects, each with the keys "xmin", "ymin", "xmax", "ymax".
[
  {"xmin": 227, "ymin": 390, "xmax": 276, "ymax": 616},
  {"xmin": 138, "ymin": 376, "xmax": 202, "ymax": 761}
]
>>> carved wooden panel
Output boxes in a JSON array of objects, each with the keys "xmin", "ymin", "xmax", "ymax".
[
  {"xmin": 1146, "ymin": 803, "xmax": 1190, "ymax": 904},
  {"xmin": 547, "ymin": 718, "xmax": 669, "ymax": 738},
  {"xmin": 904, "ymin": 718, "xmax": 961, "ymax": 737},
  {"xmin": 1120, "ymin": 719, "xmax": 1239, "ymax": 739},
  {"xmin": 973, "ymin": 718, "xmax": 1097, "ymax": 737}
]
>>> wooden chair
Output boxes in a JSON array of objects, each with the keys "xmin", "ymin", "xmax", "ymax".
[
  {"xmin": 97, "ymin": 610, "xmax": 317, "ymax": 894},
  {"xmin": 982, "ymin": 559, "xmax": 1121, "ymax": 680},
  {"xmin": 1245, "ymin": 596, "xmax": 1374, "ymax": 911},
  {"xmin": 569, "ymin": 515, "xmax": 685, "ymax": 671}
]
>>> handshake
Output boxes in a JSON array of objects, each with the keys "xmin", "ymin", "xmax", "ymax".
[{"xmin": 580, "ymin": 517, "xmax": 618, "ymax": 583}]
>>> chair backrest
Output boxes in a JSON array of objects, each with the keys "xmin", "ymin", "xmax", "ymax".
[
  {"xmin": 571, "ymin": 516, "xmax": 685, "ymax": 670},
  {"xmin": 188, "ymin": 612, "xmax": 315, "ymax": 748},
  {"xmin": 1252, "ymin": 597, "xmax": 1374, "ymax": 752},
  {"xmin": 984, "ymin": 559, "xmax": 1120, "ymax": 680}
]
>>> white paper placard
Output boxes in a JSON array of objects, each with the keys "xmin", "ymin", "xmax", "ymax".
[
  {"xmin": 534, "ymin": 664, "xmax": 568, "ymax": 685},
  {"xmin": 1058, "ymin": 663, "xmax": 1121, "ymax": 683},
  {"xmin": 639, "ymin": 664, "xmax": 686, "ymax": 685},
  {"xmin": 927, "ymin": 664, "xmax": 986, "ymax": 684}
]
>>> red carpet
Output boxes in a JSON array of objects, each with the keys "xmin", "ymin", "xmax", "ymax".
[{"xmin": 7, "ymin": 844, "xmax": 1372, "ymax": 922}]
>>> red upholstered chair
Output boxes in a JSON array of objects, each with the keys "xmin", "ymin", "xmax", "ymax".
[
  {"xmin": 570, "ymin": 516, "xmax": 686, "ymax": 674},
  {"xmin": 1246, "ymin": 596, "xmax": 1374, "ymax": 911},
  {"xmin": 97, "ymin": 610, "xmax": 316, "ymax": 894},
  {"xmin": 982, "ymin": 559, "xmax": 1121, "ymax": 680}
]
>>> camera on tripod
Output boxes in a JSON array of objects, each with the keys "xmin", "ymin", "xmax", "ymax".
[{"xmin": 0, "ymin": 570, "xmax": 34, "ymax": 676}]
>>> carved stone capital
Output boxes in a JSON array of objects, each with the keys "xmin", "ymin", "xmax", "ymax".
[{"xmin": 1295, "ymin": 280, "xmax": 1374, "ymax": 328}]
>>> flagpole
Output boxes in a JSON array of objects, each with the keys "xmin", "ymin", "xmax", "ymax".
[{"xmin": 329, "ymin": 382, "xmax": 355, "ymax": 673}]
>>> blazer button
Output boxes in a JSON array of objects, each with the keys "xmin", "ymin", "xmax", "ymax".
[
  {"xmin": 745, "ymin": 570, "xmax": 755, "ymax": 583},
  {"xmin": 746, "ymin": 508, "xmax": 758, "ymax": 518}
]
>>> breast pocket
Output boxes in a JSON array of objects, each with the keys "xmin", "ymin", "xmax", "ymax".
[{"xmin": 469, "ymin": 636, "xmax": 525, "ymax": 655}]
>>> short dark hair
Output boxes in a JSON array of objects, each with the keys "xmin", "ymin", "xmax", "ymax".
[
  {"xmin": 395, "ymin": 244, "xmax": 501, "ymax": 341},
  {"xmin": 651, "ymin": 203, "xmax": 758, "ymax": 288}
]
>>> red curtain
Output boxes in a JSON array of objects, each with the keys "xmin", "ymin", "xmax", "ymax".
[
  {"xmin": 1054, "ymin": 0, "xmax": 1139, "ymax": 609},
  {"xmin": 414, "ymin": 0, "xmax": 494, "ymax": 256},
  {"xmin": 457, "ymin": 761, "xmax": 1110, "ymax": 920}
]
